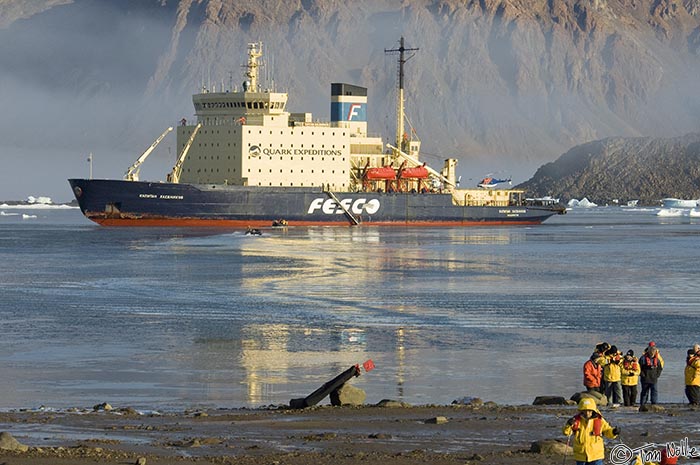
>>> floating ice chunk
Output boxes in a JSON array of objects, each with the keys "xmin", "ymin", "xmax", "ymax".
[
  {"xmin": 657, "ymin": 208, "xmax": 684, "ymax": 217},
  {"xmin": 22, "ymin": 214, "xmax": 37, "ymax": 219}
]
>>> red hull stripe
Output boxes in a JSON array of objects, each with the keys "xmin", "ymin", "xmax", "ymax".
[{"xmin": 90, "ymin": 217, "xmax": 543, "ymax": 227}]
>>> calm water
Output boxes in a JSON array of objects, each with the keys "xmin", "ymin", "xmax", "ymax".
[{"xmin": 1, "ymin": 205, "xmax": 699, "ymax": 411}]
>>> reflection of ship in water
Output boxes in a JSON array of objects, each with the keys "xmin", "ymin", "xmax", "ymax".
[{"xmin": 239, "ymin": 324, "xmax": 372, "ymax": 404}]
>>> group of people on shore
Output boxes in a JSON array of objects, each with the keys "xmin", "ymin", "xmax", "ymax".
[
  {"xmin": 582, "ymin": 341, "xmax": 700, "ymax": 408},
  {"xmin": 563, "ymin": 341, "xmax": 700, "ymax": 465}
]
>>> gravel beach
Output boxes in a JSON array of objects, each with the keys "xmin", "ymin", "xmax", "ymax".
[{"xmin": 1, "ymin": 402, "xmax": 698, "ymax": 465}]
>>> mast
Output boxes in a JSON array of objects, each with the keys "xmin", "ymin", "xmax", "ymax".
[
  {"xmin": 384, "ymin": 37, "xmax": 419, "ymax": 154},
  {"xmin": 245, "ymin": 42, "xmax": 263, "ymax": 92}
]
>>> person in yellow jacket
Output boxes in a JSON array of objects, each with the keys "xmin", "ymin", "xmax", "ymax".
[
  {"xmin": 621, "ymin": 349, "xmax": 641, "ymax": 406},
  {"xmin": 563, "ymin": 397, "xmax": 620, "ymax": 465},
  {"xmin": 604, "ymin": 345, "xmax": 623, "ymax": 406},
  {"xmin": 684, "ymin": 346, "xmax": 700, "ymax": 405}
]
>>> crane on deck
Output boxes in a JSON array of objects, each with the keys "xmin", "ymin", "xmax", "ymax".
[
  {"xmin": 124, "ymin": 127, "xmax": 174, "ymax": 181},
  {"xmin": 166, "ymin": 123, "xmax": 201, "ymax": 184}
]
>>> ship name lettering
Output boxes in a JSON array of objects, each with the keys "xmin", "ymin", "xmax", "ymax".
[
  {"xmin": 307, "ymin": 197, "xmax": 380, "ymax": 215},
  {"xmin": 158, "ymin": 194, "xmax": 184, "ymax": 200},
  {"xmin": 139, "ymin": 193, "xmax": 157, "ymax": 199},
  {"xmin": 261, "ymin": 148, "xmax": 343, "ymax": 157}
]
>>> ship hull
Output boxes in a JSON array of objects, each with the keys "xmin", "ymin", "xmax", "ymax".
[{"xmin": 69, "ymin": 179, "xmax": 563, "ymax": 227}]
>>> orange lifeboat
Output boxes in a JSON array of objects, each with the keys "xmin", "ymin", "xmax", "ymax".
[
  {"xmin": 400, "ymin": 165, "xmax": 429, "ymax": 179},
  {"xmin": 365, "ymin": 166, "xmax": 396, "ymax": 180}
]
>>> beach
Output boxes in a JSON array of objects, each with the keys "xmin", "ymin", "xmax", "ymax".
[{"xmin": 2, "ymin": 402, "xmax": 698, "ymax": 465}]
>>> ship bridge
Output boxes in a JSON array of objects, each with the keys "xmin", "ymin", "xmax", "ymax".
[{"xmin": 192, "ymin": 90, "xmax": 289, "ymax": 127}]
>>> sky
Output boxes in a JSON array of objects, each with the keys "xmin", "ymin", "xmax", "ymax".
[{"xmin": 0, "ymin": 1, "xmax": 181, "ymax": 202}]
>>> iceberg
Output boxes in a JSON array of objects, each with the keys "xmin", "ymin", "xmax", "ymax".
[
  {"xmin": 567, "ymin": 198, "xmax": 598, "ymax": 208},
  {"xmin": 26, "ymin": 196, "xmax": 53, "ymax": 205}
]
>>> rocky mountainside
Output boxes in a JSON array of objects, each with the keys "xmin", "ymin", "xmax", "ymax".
[
  {"xmin": 517, "ymin": 132, "xmax": 700, "ymax": 204},
  {"xmin": 1, "ymin": 0, "xmax": 700, "ymax": 196}
]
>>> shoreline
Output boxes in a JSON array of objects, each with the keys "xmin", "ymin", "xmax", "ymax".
[{"xmin": 2, "ymin": 401, "xmax": 698, "ymax": 465}]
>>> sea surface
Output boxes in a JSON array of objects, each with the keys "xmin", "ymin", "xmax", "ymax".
[{"xmin": 1, "ymin": 204, "xmax": 700, "ymax": 411}]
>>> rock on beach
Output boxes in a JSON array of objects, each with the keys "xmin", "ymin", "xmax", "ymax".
[{"xmin": 0, "ymin": 432, "xmax": 29, "ymax": 452}]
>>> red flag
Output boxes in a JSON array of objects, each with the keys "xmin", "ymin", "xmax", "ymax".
[{"xmin": 362, "ymin": 359, "xmax": 375, "ymax": 372}]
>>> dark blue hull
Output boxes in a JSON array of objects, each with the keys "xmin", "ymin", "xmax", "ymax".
[{"xmin": 68, "ymin": 179, "xmax": 565, "ymax": 227}]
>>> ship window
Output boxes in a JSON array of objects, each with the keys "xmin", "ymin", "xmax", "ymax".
[{"xmin": 259, "ymin": 169, "xmax": 261, "ymax": 173}]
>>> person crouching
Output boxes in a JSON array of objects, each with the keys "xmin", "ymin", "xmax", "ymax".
[{"xmin": 563, "ymin": 397, "xmax": 620, "ymax": 465}]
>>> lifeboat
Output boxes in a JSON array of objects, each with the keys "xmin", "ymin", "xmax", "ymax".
[
  {"xmin": 400, "ymin": 165, "xmax": 429, "ymax": 179},
  {"xmin": 365, "ymin": 166, "xmax": 396, "ymax": 180}
]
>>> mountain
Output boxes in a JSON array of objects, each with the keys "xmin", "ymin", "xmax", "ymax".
[
  {"xmin": 0, "ymin": 0, "xmax": 699, "ymax": 200},
  {"xmin": 517, "ymin": 132, "xmax": 700, "ymax": 204}
]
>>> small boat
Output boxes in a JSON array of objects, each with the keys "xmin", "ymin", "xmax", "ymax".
[
  {"xmin": 661, "ymin": 198, "xmax": 698, "ymax": 208},
  {"xmin": 245, "ymin": 227, "xmax": 262, "ymax": 236},
  {"xmin": 271, "ymin": 219, "xmax": 288, "ymax": 227}
]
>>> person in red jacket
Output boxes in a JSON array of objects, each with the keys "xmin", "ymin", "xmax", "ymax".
[{"xmin": 584, "ymin": 343, "xmax": 608, "ymax": 393}]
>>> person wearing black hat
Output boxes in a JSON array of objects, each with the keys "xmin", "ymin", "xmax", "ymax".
[
  {"xmin": 640, "ymin": 342, "xmax": 664, "ymax": 407},
  {"xmin": 603, "ymin": 345, "xmax": 623, "ymax": 407},
  {"xmin": 621, "ymin": 349, "xmax": 640, "ymax": 406}
]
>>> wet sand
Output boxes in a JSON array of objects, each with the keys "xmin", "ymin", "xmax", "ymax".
[{"xmin": 1, "ymin": 402, "xmax": 698, "ymax": 465}]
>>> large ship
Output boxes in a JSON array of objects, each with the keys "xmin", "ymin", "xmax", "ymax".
[{"xmin": 69, "ymin": 39, "xmax": 565, "ymax": 227}]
